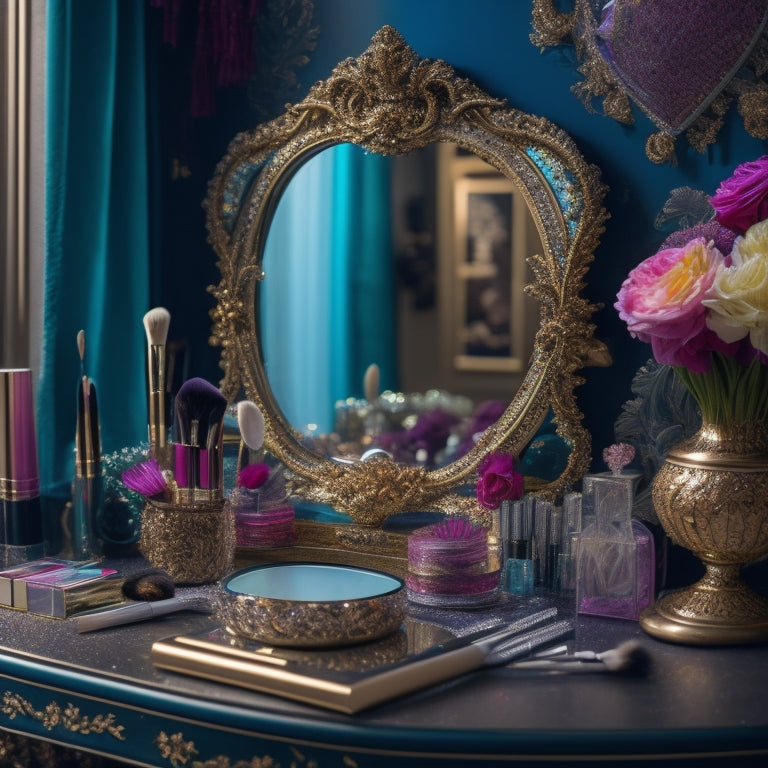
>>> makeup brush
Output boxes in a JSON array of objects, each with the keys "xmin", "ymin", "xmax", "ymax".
[
  {"xmin": 71, "ymin": 330, "xmax": 103, "ymax": 559},
  {"xmin": 75, "ymin": 594, "xmax": 211, "ymax": 632},
  {"xmin": 506, "ymin": 640, "xmax": 651, "ymax": 676},
  {"xmin": 143, "ymin": 307, "xmax": 171, "ymax": 462},
  {"xmin": 74, "ymin": 567, "xmax": 208, "ymax": 634},
  {"xmin": 237, "ymin": 400, "xmax": 265, "ymax": 452},
  {"xmin": 364, "ymin": 363, "xmax": 380, "ymax": 403},
  {"xmin": 122, "ymin": 567, "xmax": 176, "ymax": 601},
  {"xmin": 173, "ymin": 377, "xmax": 228, "ymax": 503},
  {"xmin": 236, "ymin": 400, "xmax": 265, "ymax": 473},
  {"xmin": 121, "ymin": 459, "xmax": 170, "ymax": 500},
  {"xmin": 77, "ymin": 329, "xmax": 86, "ymax": 376}
]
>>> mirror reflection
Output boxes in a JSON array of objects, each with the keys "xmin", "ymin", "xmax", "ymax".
[
  {"xmin": 261, "ymin": 142, "xmax": 543, "ymax": 465},
  {"xmin": 206, "ymin": 26, "xmax": 609, "ymax": 523}
]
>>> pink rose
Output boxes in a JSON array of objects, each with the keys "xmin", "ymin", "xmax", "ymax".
[
  {"xmin": 710, "ymin": 156, "xmax": 768, "ymax": 234},
  {"xmin": 237, "ymin": 462, "xmax": 270, "ymax": 489},
  {"xmin": 476, "ymin": 453, "xmax": 524, "ymax": 509},
  {"xmin": 615, "ymin": 238, "xmax": 736, "ymax": 372}
]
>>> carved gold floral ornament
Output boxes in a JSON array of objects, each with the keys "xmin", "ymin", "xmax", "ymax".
[
  {"xmin": 153, "ymin": 730, "xmax": 348, "ymax": 768},
  {"xmin": 1, "ymin": 691, "xmax": 125, "ymax": 741},
  {"xmin": 531, "ymin": 0, "xmax": 768, "ymax": 164}
]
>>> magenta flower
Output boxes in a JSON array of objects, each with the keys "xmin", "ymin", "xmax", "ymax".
[
  {"xmin": 237, "ymin": 462, "xmax": 270, "ymax": 489},
  {"xmin": 476, "ymin": 452, "xmax": 524, "ymax": 509},
  {"xmin": 710, "ymin": 156, "xmax": 768, "ymax": 234},
  {"xmin": 615, "ymin": 237, "xmax": 736, "ymax": 372}
]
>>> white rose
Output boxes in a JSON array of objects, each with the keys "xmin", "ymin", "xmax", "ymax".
[{"xmin": 704, "ymin": 220, "xmax": 768, "ymax": 354}]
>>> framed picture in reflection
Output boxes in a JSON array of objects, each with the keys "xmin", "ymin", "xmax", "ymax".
[{"xmin": 451, "ymin": 175, "xmax": 532, "ymax": 373}]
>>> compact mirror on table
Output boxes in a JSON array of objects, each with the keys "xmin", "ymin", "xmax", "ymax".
[{"xmin": 204, "ymin": 26, "xmax": 610, "ymax": 571}]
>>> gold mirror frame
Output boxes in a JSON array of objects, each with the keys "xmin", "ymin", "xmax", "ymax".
[{"xmin": 205, "ymin": 26, "xmax": 610, "ymax": 527}]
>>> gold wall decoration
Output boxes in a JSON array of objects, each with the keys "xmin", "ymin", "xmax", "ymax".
[
  {"xmin": 206, "ymin": 26, "xmax": 609, "ymax": 527},
  {"xmin": 531, "ymin": 0, "xmax": 768, "ymax": 164}
]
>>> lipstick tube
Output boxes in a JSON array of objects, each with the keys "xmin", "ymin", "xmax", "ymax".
[{"xmin": 0, "ymin": 369, "xmax": 43, "ymax": 547}]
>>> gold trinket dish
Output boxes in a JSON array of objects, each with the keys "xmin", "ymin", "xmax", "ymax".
[{"xmin": 215, "ymin": 563, "xmax": 406, "ymax": 648}]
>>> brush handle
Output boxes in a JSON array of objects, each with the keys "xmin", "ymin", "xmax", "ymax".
[
  {"xmin": 505, "ymin": 659, "xmax": 605, "ymax": 672},
  {"xmin": 76, "ymin": 597, "xmax": 210, "ymax": 633},
  {"xmin": 147, "ymin": 344, "xmax": 167, "ymax": 452},
  {"xmin": 174, "ymin": 443, "xmax": 197, "ymax": 489},
  {"xmin": 70, "ymin": 475, "xmax": 103, "ymax": 559},
  {"xmin": 483, "ymin": 619, "xmax": 574, "ymax": 666}
]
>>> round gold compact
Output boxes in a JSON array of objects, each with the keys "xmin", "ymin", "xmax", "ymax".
[{"xmin": 215, "ymin": 563, "xmax": 406, "ymax": 647}]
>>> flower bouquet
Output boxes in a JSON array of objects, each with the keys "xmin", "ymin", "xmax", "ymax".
[
  {"xmin": 615, "ymin": 156, "xmax": 768, "ymax": 644},
  {"xmin": 616, "ymin": 156, "xmax": 768, "ymax": 427}
]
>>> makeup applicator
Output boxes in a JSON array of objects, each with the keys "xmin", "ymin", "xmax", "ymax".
[
  {"xmin": 143, "ymin": 307, "xmax": 171, "ymax": 463},
  {"xmin": 363, "ymin": 363, "xmax": 380, "ymax": 403},
  {"xmin": 235, "ymin": 400, "xmax": 265, "ymax": 474},
  {"xmin": 506, "ymin": 640, "xmax": 652, "ymax": 676},
  {"xmin": 70, "ymin": 330, "xmax": 103, "ymax": 559},
  {"xmin": 75, "ymin": 568, "xmax": 211, "ymax": 632},
  {"xmin": 173, "ymin": 377, "xmax": 228, "ymax": 504}
]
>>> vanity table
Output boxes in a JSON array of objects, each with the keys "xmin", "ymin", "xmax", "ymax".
[
  {"xmin": 0, "ymin": 561, "xmax": 765, "ymax": 768},
  {"xmin": 3, "ymin": 22, "xmax": 764, "ymax": 767}
]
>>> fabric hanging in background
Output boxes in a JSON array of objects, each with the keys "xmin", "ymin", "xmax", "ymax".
[
  {"xmin": 262, "ymin": 144, "xmax": 396, "ymax": 435},
  {"xmin": 39, "ymin": 0, "xmax": 149, "ymax": 498},
  {"xmin": 149, "ymin": 0, "xmax": 261, "ymax": 117}
]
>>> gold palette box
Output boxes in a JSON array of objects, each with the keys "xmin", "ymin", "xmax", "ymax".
[{"xmin": 24, "ymin": 566, "xmax": 123, "ymax": 618}]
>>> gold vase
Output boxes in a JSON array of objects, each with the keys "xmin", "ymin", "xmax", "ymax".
[{"xmin": 641, "ymin": 421, "xmax": 768, "ymax": 645}]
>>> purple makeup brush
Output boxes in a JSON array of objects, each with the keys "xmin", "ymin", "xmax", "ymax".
[
  {"xmin": 173, "ymin": 377, "xmax": 227, "ymax": 503},
  {"xmin": 121, "ymin": 459, "xmax": 168, "ymax": 500}
]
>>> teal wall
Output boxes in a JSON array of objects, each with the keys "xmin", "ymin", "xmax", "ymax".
[
  {"xmin": 152, "ymin": 1, "xmax": 767, "ymax": 468},
  {"xmin": 301, "ymin": 0, "xmax": 767, "ymax": 462}
]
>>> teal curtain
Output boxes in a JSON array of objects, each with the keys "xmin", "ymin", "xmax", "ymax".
[
  {"xmin": 262, "ymin": 144, "xmax": 397, "ymax": 434},
  {"xmin": 39, "ymin": 1, "xmax": 149, "ymax": 498}
]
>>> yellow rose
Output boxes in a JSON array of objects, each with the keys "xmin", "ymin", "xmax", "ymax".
[
  {"xmin": 704, "ymin": 219, "xmax": 768, "ymax": 354},
  {"xmin": 733, "ymin": 219, "xmax": 768, "ymax": 261}
]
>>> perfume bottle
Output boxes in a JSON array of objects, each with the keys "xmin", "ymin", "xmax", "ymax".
[{"xmin": 576, "ymin": 472, "xmax": 655, "ymax": 621}]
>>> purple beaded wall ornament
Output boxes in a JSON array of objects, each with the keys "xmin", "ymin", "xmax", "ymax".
[{"xmin": 531, "ymin": 0, "xmax": 768, "ymax": 163}]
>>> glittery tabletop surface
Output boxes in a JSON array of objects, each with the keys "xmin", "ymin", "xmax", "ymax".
[{"xmin": 0, "ymin": 555, "xmax": 765, "ymax": 746}]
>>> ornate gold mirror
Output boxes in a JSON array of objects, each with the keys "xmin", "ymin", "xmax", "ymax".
[{"xmin": 205, "ymin": 26, "xmax": 609, "ymax": 527}]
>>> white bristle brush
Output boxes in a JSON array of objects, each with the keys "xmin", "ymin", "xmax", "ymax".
[
  {"xmin": 507, "ymin": 640, "xmax": 651, "ymax": 676},
  {"xmin": 77, "ymin": 329, "xmax": 86, "ymax": 376},
  {"xmin": 237, "ymin": 400, "xmax": 265, "ymax": 452},
  {"xmin": 143, "ymin": 307, "xmax": 171, "ymax": 457},
  {"xmin": 364, "ymin": 363, "xmax": 380, "ymax": 403}
]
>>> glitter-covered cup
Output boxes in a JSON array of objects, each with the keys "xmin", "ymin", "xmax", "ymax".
[
  {"xmin": 406, "ymin": 518, "xmax": 500, "ymax": 605},
  {"xmin": 140, "ymin": 499, "xmax": 234, "ymax": 585}
]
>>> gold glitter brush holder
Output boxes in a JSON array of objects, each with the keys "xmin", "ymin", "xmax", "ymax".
[{"xmin": 140, "ymin": 490, "xmax": 235, "ymax": 585}]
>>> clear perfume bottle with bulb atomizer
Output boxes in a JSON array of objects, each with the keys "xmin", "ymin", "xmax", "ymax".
[{"xmin": 576, "ymin": 444, "xmax": 655, "ymax": 621}]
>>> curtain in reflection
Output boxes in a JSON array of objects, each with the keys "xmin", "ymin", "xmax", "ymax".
[
  {"xmin": 39, "ymin": 1, "xmax": 148, "ymax": 497},
  {"xmin": 263, "ymin": 145, "xmax": 397, "ymax": 435}
]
